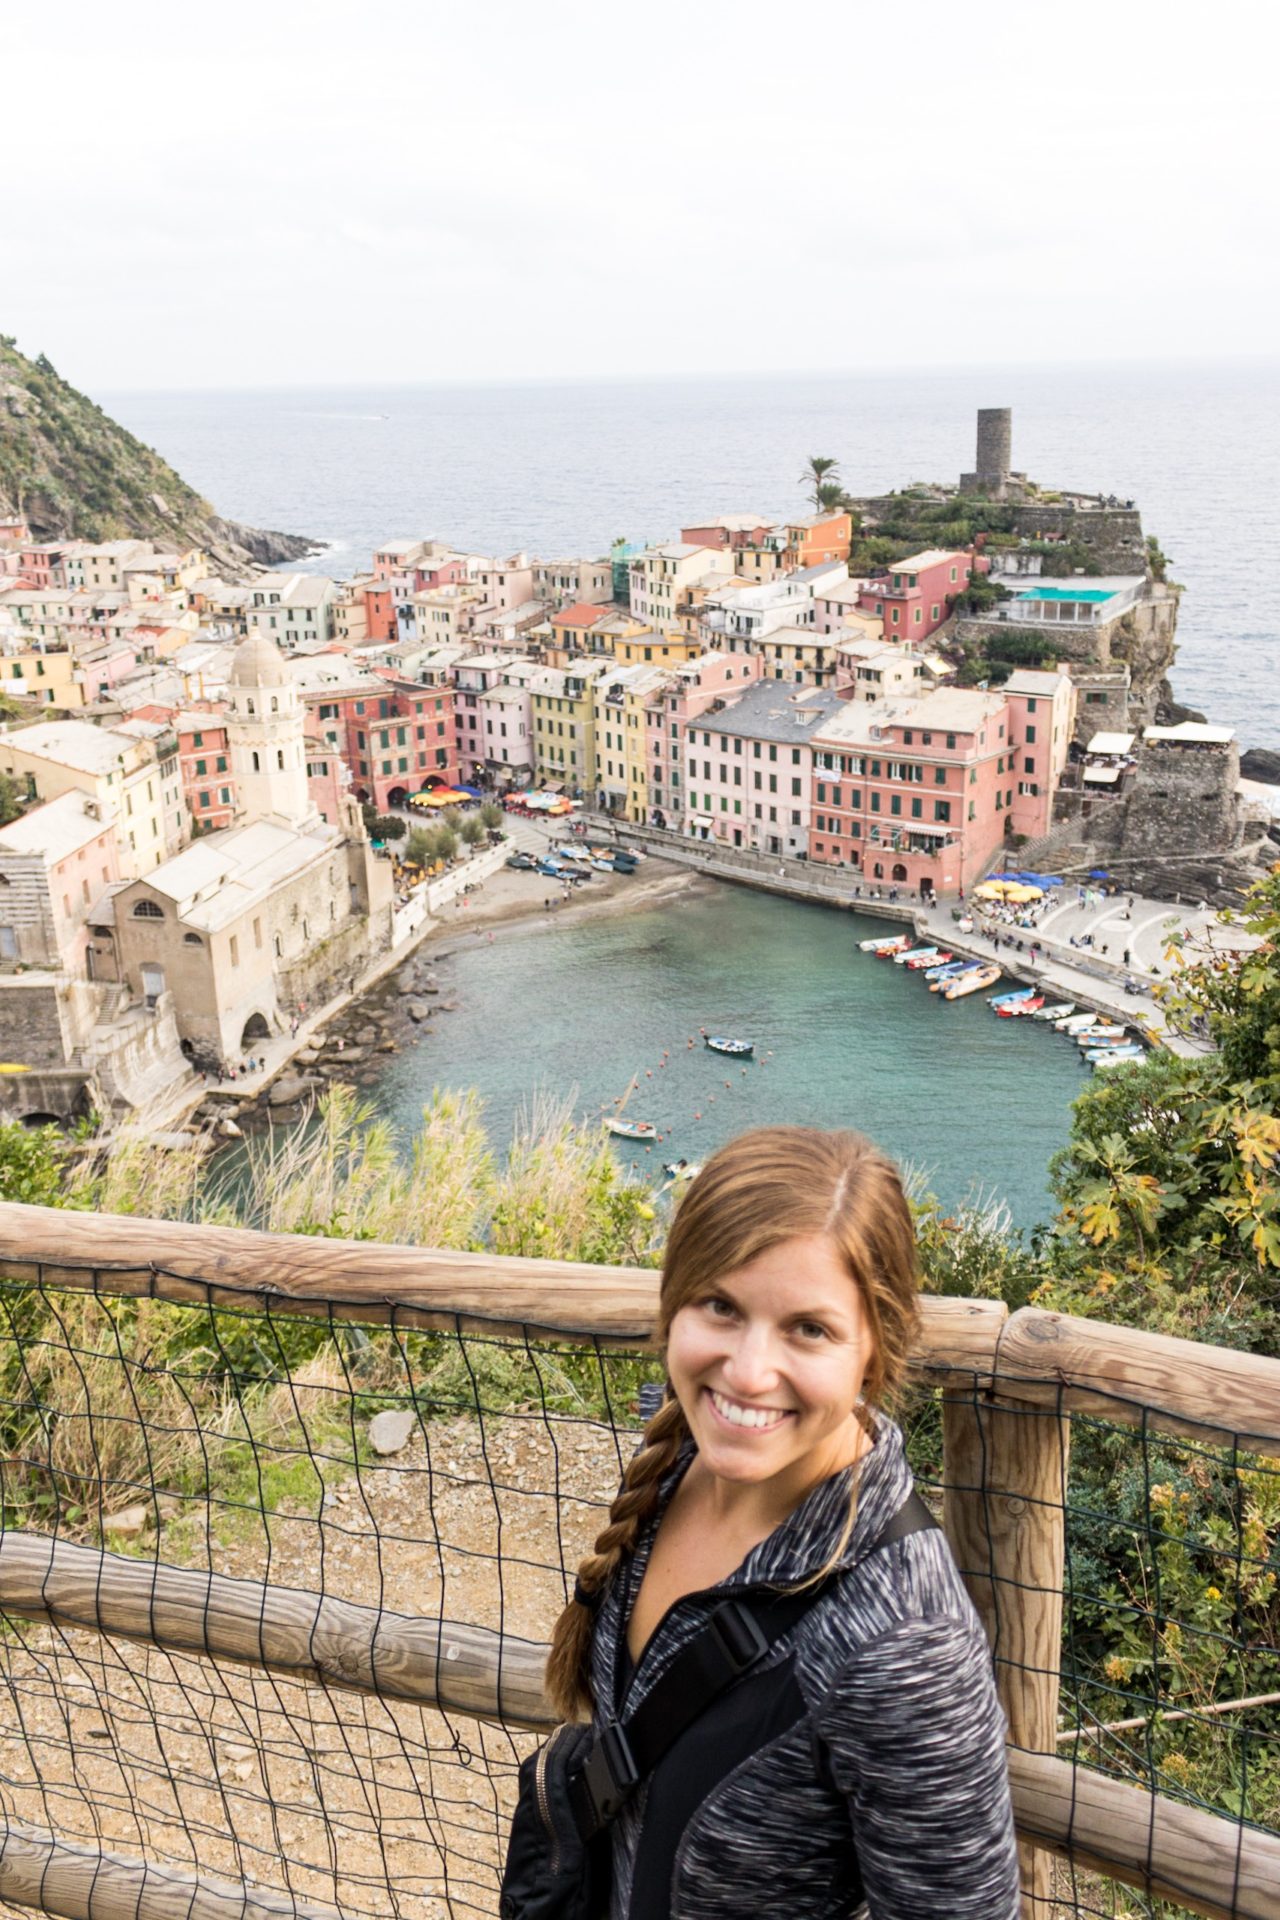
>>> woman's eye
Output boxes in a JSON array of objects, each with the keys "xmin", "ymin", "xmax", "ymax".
[
  {"xmin": 705, "ymin": 1297, "xmax": 735, "ymax": 1318},
  {"xmin": 797, "ymin": 1322, "xmax": 830, "ymax": 1341}
]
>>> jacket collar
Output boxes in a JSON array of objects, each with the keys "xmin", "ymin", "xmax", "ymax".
[{"xmin": 649, "ymin": 1407, "xmax": 913, "ymax": 1589}]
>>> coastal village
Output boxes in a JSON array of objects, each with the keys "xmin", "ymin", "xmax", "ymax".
[{"xmin": 0, "ymin": 407, "xmax": 1273, "ymax": 1135}]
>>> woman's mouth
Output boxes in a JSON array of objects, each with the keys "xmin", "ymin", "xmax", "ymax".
[{"xmin": 706, "ymin": 1387, "xmax": 794, "ymax": 1433}]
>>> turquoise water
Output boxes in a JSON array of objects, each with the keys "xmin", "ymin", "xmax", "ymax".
[
  {"xmin": 371, "ymin": 886, "xmax": 1087, "ymax": 1225},
  {"xmin": 1015, "ymin": 587, "xmax": 1114, "ymax": 602}
]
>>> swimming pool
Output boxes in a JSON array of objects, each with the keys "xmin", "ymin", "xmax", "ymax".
[{"xmin": 1014, "ymin": 587, "xmax": 1115, "ymax": 602}]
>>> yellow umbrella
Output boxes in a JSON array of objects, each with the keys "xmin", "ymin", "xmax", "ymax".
[
  {"xmin": 973, "ymin": 882, "xmax": 1009, "ymax": 901},
  {"xmin": 1004, "ymin": 883, "xmax": 1043, "ymax": 902}
]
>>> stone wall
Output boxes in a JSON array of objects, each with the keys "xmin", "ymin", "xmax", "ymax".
[
  {"xmin": 1110, "ymin": 741, "xmax": 1241, "ymax": 864},
  {"xmin": 277, "ymin": 915, "xmax": 378, "ymax": 1016},
  {"xmin": 1007, "ymin": 504, "xmax": 1146, "ymax": 574},
  {"xmin": 955, "ymin": 583, "xmax": 1178, "ymax": 720}
]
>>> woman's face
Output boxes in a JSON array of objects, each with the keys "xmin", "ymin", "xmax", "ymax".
[{"xmin": 665, "ymin": 1233, "xmax": 874, "ymax": 1505}]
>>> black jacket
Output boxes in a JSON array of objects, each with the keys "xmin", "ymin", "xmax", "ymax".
[{"xmin": 590, "ymin": 1415, "xmax": 1021, "ymax": 1919}]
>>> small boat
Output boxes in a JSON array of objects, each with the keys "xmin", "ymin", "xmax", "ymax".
[
  {"xmin": 605, "ymin": 1117, "xmax": 658, "ymax": 1140},
  {"xmin": 906, "ymin": 949, "xmax": 951, "ymax": 971},
  {"xmin": 1032, "ymin": 1002, "xmax": 1075, "ymax": 1021},
  {"xmin": 1092, "ymin": 1048, "xmax": 1145, "ymax": 1070},
  {"xmin": 1076, "ymin": 1026, "xmax": 1127, "ymax": 1047},
  {"xmin": 894, "ymin": 945, "xmax": 938, "ymax": 967},
  {"xmin": 859, "ymin": 934, "xmax": 908, "ymax": 953},
  {"xmin": 874, "ymin": 938, "xmax": 913, "ymax": 958},
  {"xmin": 591, "ymin": 858, "xmax": 615, "ymax": 873},
  {"xmin": 929, "ymin": 965, "xmax": 980, "ymax": 991},
  {"xmin": 705, "ymin": 1036, "xmax": 753, "ymax": 1057},
  {"xmin": 925, "ymin": 957, "xmax": 968, "ymax": 980},
  {"xmin": 998, "ymin": 995, "xmax": 1044, "ymax": 1018},
  {"xmin": 1056, "ymin": 1012, "xmax": 1099, "ymax": 1033},
  {"xmin": 989, "ymin": 987, "xmax": 1035, "ymax": 1010},
  {"xmin": 943, "ymin": 964, "xmax": 1001, "ymax": 1000},
  {"xmin": 663, "ymin": 1160, "xmax": 702, "ymax": 1181}
]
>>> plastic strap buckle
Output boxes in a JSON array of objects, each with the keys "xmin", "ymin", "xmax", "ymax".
[
  {"xmin": 707, "ymin": 1601, "xmax": 769, "ymax": 1674},
  {"xmin": 581, "ymin": 1720, "xmax": 641, "ymax": 1826}
]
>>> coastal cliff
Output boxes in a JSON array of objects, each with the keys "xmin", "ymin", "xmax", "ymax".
[{"xmin": 0, "ymin": 336, "xmax": 314, "ymax": 578}]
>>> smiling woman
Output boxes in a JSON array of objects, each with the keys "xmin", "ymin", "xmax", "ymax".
[{"xmin": 533, "ymin": 1125, "xmax": 1020, "ymax": 1920}]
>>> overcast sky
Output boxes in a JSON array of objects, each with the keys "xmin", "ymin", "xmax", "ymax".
[{"xmin": 5, "ymin": 0, "xmax": 1276, "ymax": 392}]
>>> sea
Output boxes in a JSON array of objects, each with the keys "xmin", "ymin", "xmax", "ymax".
[
  {"xmin": 103, "ymin": 359, "xmax": 1278, "ymax": 1222},
  {"xmin": 105, "ymin": 357, "xmax": 1280, "ymax": 746}
]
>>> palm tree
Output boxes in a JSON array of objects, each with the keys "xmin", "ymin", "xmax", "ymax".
[{"xmin": 803, "ymin": 456, "xmax": 841, "ymax": 509}]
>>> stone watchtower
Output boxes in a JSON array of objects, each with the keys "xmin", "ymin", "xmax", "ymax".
[
  {"xmin": 960, "ymin": 407, "xmax": 1013, "ymax": 496},
  {"xmin": 225, "ymin": 627, "xmax": 315, "ymax": 830}
]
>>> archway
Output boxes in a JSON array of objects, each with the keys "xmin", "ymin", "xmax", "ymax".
[
  {"xmin": 388, "ymin": 787, "xmax": 409, "ymax": 808},
  {"xmin": 892, "ymin": 863, "xmax": 908, "ymax": 883},
  {"xmin": 19, "ymin": 1112, "xmax": 64, "ymax": 1131},
  {"xmin": 241, "ymin": 1012, "xmax": 271, "ymax": 1050}
]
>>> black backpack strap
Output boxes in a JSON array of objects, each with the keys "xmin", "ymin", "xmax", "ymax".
[{"xmin": 574, "ymin": 1484, "xmax": 939, "ymax": 1834}]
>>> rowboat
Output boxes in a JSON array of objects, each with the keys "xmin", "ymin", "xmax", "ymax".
[
  {"xmin": 705, "ymin": 1036, "xmax": 753, "ymax": 1057},
  {"xmin": 1076, "ymin": 1026, "xmax": 1127, "ymax": 1047},
  {"xmin": 874, "ymin": 938, "xmax": 913, "ymax": 958},
  {"xmin": 1032, "ymin": 1003, "xmax": 1075, "ymax": 1021},
  {"xmin": 943, "ymin": 964, "xmax": 1001, "ymax": 1000},
  {"xmin": 929, "ymin": 962, "xmax": 979, "ymax": 990},
  {"xmin": 893, "ymin": 946, "xmax": 937, "ymax": 966},
  {"xmin": 605, "ymin": 1117, "xmax": 658, "ymax": 1140},
  {"xmin": 859, "ymin": 934, "xmax": 909, "ymax": 953},
  {"xmin": 1056, "ymin": 1013, "xmax": 1099, "ymax": 1033},
  {"xmin": 906, "ymin": 949, "xmax": 951, "ymax": 971},
  {"xmin": 1091, "ymin": 1048, "xmax": 1145, "ymax": 1070},
  {"xmin": 998, "ymin": 996, "xmax": 1044, "ymax": 1018},
  {"xmin": 925, "ymin": 958, "xmax": 968, "ymax": 980},
  {"xmin": 990, "ymin": 988, "xmax": 1035, "ymax": 1010}
]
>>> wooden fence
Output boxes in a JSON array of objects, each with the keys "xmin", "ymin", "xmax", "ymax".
[{"xmin": 0, "ymin": 1201, "xmax": 1276, "ymax": 1920}]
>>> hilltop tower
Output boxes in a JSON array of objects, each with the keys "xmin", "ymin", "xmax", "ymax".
[
  {"xmin": 961, "ymin": 407, "xmax": 1012, "ymax": 496},
  {"xmin": 225, "ymin": 627, "xmax": 315, "ymax": 829}
]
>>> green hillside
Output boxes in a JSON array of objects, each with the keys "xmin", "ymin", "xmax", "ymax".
[{"xmin": 0, "ymin": 335, "xmax": 311, "ymax": 574}]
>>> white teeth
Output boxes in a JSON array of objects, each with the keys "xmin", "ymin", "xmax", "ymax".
[{"xmin": 710, "ymin": 1390, "xmax": 788, "ymax": 1431}]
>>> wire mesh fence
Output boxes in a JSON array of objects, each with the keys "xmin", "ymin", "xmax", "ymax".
[{"xmin": 0, "ymin": 1260, "xmax": 1274, "ymax": 1920}]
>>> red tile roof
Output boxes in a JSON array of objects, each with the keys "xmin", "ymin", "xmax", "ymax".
[{"xmin": 556, "ymin": 602, "xmax": 610, "ymax": 628}]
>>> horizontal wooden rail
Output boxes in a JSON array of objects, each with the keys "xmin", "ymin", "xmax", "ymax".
[
  {"xmin": 0, "ymin": 1202, "xmax": 1007, "ymax": 1378},
  {"xmin": 0, "ymin": 1532, "xmax": 550, "ymax": 1730},
  {"xmin": 0, "ymin": 1817, "xmax": 348, "ymax": 1920},
  {"xmin": 1008, "ymin": 1749, "xmax": 1280, "ymax": 1920},
  {"xmin": 995, "ymin": 1308, "xmax": 1280, "ymax": 1457},
  {"xmin": 1, "ymin": 1535, "xmax": 1273, "ymax": 1920}
]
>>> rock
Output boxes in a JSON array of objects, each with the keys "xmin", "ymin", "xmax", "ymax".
[
  {"xmin": 405, "ymin": 1000, "xmax": 429, "ymax": 1023},
  {"xmin": 1154, "ymin": 694, "xmax": 1208, "ymax": 728},
  {"xmin": 296, "ymin": 1048, "xmax": 320, "ymax": 1065},
  {"xmin": 368, "ymin": 1409, "xmax": 417, "ymax": 1456},
  {"xmin": 268, "ymin": 1073, "xmax": 313, "ymax": 1106},
  {"xmin": 334, "ymin": 1045, "xmax": 366, "ymax": 1063},
  {"xmin": 268, "ymin": 1104, "xmax": 303, "ymax": 1124},
  {"xmin": 377, "ymin": 1040, "xmax": 397, "ymax": 1053},
  {"xmin": 101, "ymin": 1504, "xmax": 151, "ymax": 1538},
  {"xmin": 423, "ymin": 974, "xmax": 440, "ymax": 994},
  {"xmin": 1241, "ymin": 748, "xmax": 1280, "ymax": 786},
  {"xmin": 218, "ymin": 1117, "xmax": 242, "ymax": 1140},
  {"xmin": 355, "ymin": 1026, "xmax": 378, "ymax": 1047}
]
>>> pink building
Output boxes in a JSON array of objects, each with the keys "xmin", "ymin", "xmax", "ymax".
[
  {"xmin": 1001, "ymin": 668, "xmax": 1076, "ymax": 841},
  {"xmin": 0, "ymin": 790, "xmax": 122, "ymax": 974},
  {"xmin": 175, "ymin": 704, "xmax": 237, "ymax": 832},
  {"xmin": 858, "ymin": 548, "xmax": 987, "ymax": 646},
  {"xmin": 644, "ymin": 651, "xmax": 763, "ymax": 829},
  {"xmin": 807, "ymin": 687, "xmax": 1010, "ymax": 897},
  {"xmin": 684, "ymin": 679, "xmax": 846, "ymax": 855},
  {"xmin": 304, "ymin": 716, "xmax": 346, "ymax": 824},
  {"xmin": 680, "ymin": 514, "xmax": 773, "ymax": 551},
  {"xmin": 454, "ymin": 656, "xmax": 534, "ymax": 786}
]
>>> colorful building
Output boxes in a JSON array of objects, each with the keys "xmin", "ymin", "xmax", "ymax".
[
  {"xmin": 684, "ymin": 680, "xmax": 846, "ymax": 856},
  {"xmin": 530, "ymin": 659, "xmax": 613, "ymax": 792},
  {"xmin": 643, "ymin": 650, "xmax": 762, "ymax": 831},
  {"xmin": 1001, "ymin": 668, "xmax": 1076, "ymax": 841},
  {"xmin": 857, "ymin": 548, "xmax": 986, "ymax": 645},
  {"xmin": 628, "ymin": 543, "xmax": 733, "ymax": 630},
  {"xmin": 807, "ymin": 687, "xmax": 1010, "ymax": 896}
]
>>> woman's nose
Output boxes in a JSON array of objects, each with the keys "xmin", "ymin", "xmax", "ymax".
[{"xmin": 724, "ymin": 1327, "xmax": 780, "ymax": 1394}]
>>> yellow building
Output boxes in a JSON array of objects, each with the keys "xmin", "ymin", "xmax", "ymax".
[
  {"xmin": 0, "ymin": 718, "xmax": 185, "ymax": 877},
  {"xmin": 592, "ymin": 664, "xmax": 668, "ymax": 820},
  {"xmin": 0, "ymin": 642, "xmax": 84, "ymax": 709},
  {"xmin": 530, "ymin": 659, "xmax": 612, "ymax": 791}
]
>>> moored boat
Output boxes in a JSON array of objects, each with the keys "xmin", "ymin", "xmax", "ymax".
[
  {"xmin": 1091, "ymin": 1047, "xmax": 1145, "ymax": 1070},
  {"xmin": 925, "ymin": 958, "xmax": 968, "ymax": 981},
  {"xmin": 1056, "ymin": 1012, "xmax": 1099, "ymax": 1033},
  {"xmin": 859, "ymin": 934, "xmax": 909, "ymax": 953},
  {"xmin": 998, "ymin": 995, "xmax": 1044, "ymax": 1018},
  {"xmin": 906, "ymin": 949, "xmax": 951, "ymax": 971},
  {"xmin": 605, "ymin": 1117, "xmax": 658, "ymax": 1140},
  {"xmin": 1076, "ymin": 1026, "xmax": 1127, "ymax": 1047},
  {"xmin": 943, "ymin": 963, "xmax": 1001, "ymax": 1000},
  {"xmin": 893, "ymin": 946, "xmax": 938, "ymax": 966},
  {"xmin": 705, "ymin": 1036, "xmax": 753, "ymax": 1057},
  {"xmin": 989, "ymin": 987, "xmax": 1035, "ymax": 1010},
  {"xmin": 1032, "ymin": 1002, "xmax": 1075, "ymax": 1021}
]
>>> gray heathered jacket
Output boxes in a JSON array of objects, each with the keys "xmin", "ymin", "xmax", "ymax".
[{"xmin": 590, "ymin": 1414, "xmax": 1021, "ymax": 1920}]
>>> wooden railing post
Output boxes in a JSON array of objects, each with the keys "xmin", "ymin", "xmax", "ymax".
[{"xmin": 943, "ymin": 1387, "xmax": 1070, "ymax": 1919}]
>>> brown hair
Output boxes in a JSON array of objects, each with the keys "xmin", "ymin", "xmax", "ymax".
[{"xmin": 544, "ymin": 1125, "xmax": 921, "ymax": 1721}]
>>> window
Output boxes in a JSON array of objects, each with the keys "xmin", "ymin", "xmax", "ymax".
[
  {"xmin": 910, "ymin": 797, "xmax": 922, "ymax": 819},
  {"xmin": 230, "ymin": 935, "xmax": 239, "ymax": 965},
  {"xmin": 195, "ymin": 758, "xmax": 207, "ymax": 777},
  {"xmin": 871, "ymin": 792, "xmax": 880, "ymax": 813},
  {"xmin": 132, "ymin": 900, "xmax": 163, "ymax": 918},
  {"xmin": 791, "ymin": 778, "xmax": 801, "ymax": 797},
  {"xmin": 1025, "ymin": 724, "xmax": 1037, "ymax": 744},
  {"xmin": 890, "ymin": 795, "xmax": 901, "ymax": 816}
]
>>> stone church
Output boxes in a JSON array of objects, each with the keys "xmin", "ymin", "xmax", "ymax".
[{"xmin": 99, "ymin": 628, "xmax": 394, "ymax": 1066}]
